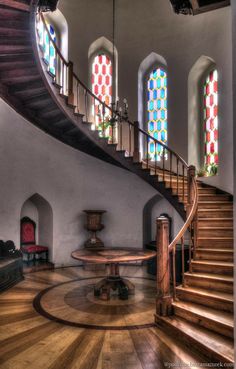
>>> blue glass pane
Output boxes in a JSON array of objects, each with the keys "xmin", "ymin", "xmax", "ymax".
[{"xmin": 147, "ymin": 67, "xmax": 167, "ymax": 161}]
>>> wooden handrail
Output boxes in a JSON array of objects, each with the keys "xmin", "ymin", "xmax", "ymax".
[
  {"xmin": 38, "ymin": 12, "xmax": 189, "ymax": 172},
  {"xmin": 169, "ymin": 176, "xmax": 198, "ymax": 253}
]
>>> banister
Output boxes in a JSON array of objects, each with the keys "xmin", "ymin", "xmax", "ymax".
[{"xmin": 38, "ymin": 12, "xmax": 189, "ymax": 171}]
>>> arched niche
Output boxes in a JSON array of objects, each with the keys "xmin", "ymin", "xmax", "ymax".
[
  {"xmin": 43, "ymin": 9, "xmax": 68, "ymax": 61},
  {"xmin": 138, "ymin": 52, "xmax": 168, "ymax": 159},
  {"xmin": 143, "ymin": 193, "xmax": 162, "ymax": 246},
  {"xmin": 188, "ymin": 55, "xmax": 216, "ymax": 169},
  {"xmin": 143, "ymin": 194, "xmax": 184, "ymax": 246},
  {"xmin": 88, "ymin": 36, "xmax": 118, "ymax": 99},
  {"xmin": 20, "ymin": 193, "xmax": 53, "ymax": 260}
]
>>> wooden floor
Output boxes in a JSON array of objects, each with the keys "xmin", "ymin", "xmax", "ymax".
[{"xmin": 0, "ymin": 266, "xmax": 211, "ymax": 369}]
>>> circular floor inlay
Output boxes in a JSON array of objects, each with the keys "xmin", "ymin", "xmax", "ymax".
[{"xmin": 33, "ymin": 276, "xmax": 156, "ymax": 329}]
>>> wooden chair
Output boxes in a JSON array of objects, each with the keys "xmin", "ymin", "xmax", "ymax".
[{"xmin": 20, "ymin": 217, "xmax": 49, "ymax": 262}]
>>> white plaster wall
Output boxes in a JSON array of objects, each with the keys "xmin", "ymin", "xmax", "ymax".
[
  {"xmin": 0, "ymin": 98, "xmax": 166, "ymax": 267},
  {"xmin": 58, "ymin": 0, "xmax": 233, "ymax": 193}
]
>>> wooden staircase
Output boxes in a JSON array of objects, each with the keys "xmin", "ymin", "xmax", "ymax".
[
  {"xmin": 0, "ymin": 0, "xmax": 234, "ymax": 365},
  {"xmin": 155, "ymin": 180, "xmax": 234, "ymax": 364}
]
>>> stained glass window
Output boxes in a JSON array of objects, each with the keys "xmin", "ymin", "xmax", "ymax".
[
  {"xmin": 203, "ymin": 69, "xmax": 218, "ymax": 169},
  {"xmin": 147, "ymin": 68, "xmax": 167, "ymax": 161},
  {"xmin": 91, "ymin": 53, "xmax": 112, "ymax": 139},
  {"xmin": 37, "ymin": 18, "xmax": 57, "ymax": 76}
]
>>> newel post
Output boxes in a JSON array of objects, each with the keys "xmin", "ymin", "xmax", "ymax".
[
  {"xmin": 68, "ymin": 61, "xmax": 74, "ymax": 106},
  {"xmin": 155, "ymin": 216, "xmax": 173, "ymax": 317},
  {"xmin": 133, "ymin": 121, "xmax": 140, "ymax": 163}
]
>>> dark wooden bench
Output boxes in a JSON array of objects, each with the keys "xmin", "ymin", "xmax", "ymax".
[{"xmin": 0, "ymin": 240, "xmax": 24, "ymax": 292}]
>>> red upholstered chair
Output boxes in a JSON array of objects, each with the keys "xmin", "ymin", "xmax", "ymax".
[{"xmin": 20, "ymin": 217, "xmax": 49, "ymax": 262}]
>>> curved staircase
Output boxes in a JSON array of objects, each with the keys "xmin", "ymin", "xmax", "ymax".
[{"xmin": 0, "ymin": 0, "xmax": 234, "ymax": 365}]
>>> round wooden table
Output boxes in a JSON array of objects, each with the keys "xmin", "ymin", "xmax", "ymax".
[{"xmin": 71, "ymin": 248, "xmax": 156, "ymax": 300}]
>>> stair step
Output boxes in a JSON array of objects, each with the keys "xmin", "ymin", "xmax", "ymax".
[
  {"xmin": 198, "ymin": 201, "xmax": 233, "ymax": 209},
  {"xmin": 0, "ymin": 6, "xmax": 29, "ymax": 19},
  {"xmin": 197, "ymin": 187, "xmax": 216, "ymax": 194},
  {"xmin": 197, "ymin": 237, "xmax": 233, "ymax": 248},
  {"xmin": 155, "ymin": 315, "xmax": 234, "ymax": 363},
  {"xmin": 0, "ymin": 1, "xmax": 30, "ymax": 12},
  {"xmin": 198, "ymin": 218, "xmax": 233, "ymax": 227},
  {"xmin": 198, "ymin": 209, "xmax": 233, "ymax": 218},
  {"xmin": 198, "ymin": 194, "xmax": 230, "ymax": 201},
  {"xmin": 23, "ymin": 94, "xmax": 51, "ymax": 109},
  {"xmin": 176, "ymin": 285, "xmax": 233, "ymax": 312},
  {"xmin": 172, "ymin": 301, "xmax": 234, "ymax": 339},
  {"xmin": 0, "ymin": 44, "xmax": 31, "ymax": 54},
  {"xmin": 0, "ymin": 67, "xmax": 38, "ymax": 84},
  {"xmin": 0, "ymin": 19, "xmax": 29, "ymax": 30},
  {"xmin": 184, "ymin": 272, "xmax": 233, "ymax": 293},
  {"xmin": 191, "ymin": 260, "xmax": 233, "ymax": 275},
  {"xmin": 195, "ymin": 248, "xmax": 233, "ymax": 262},
  {"xmin": 198, "ymin": 226, "xmax": 233, "ymax": 237},
  {"xmin": 0, "ymin": 59, "xmax": 35, "ymax": 71}
]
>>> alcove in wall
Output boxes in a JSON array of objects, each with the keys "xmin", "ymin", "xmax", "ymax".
[{"xmin": 20, "ymin": 193, "xmax": 53, "ymax": 261}]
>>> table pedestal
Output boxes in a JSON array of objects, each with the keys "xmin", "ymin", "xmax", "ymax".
[{"xmin": 94, "ymin": 263, "xmax": 135, "ymax": 301}]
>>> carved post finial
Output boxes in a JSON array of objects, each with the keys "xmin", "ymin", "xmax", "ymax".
[{"xmin": 155, "ymin": 216, "xmax": 172, "ymax": 318}]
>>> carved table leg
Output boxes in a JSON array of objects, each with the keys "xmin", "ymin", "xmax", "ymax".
[{"xmin": 93, "ymin": 263, "xmax": 135, "ymax": 300}]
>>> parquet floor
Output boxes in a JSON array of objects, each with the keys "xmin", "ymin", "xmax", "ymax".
[{"xmin": 0, "ymin": 266, "xmax": 206, "ymax": 369}]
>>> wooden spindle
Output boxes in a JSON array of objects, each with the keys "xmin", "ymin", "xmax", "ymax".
[
  {"xmin": 119, "ymin": 121, "xmax": 123, "ymax": 150},
  {"xmin": 155, "ymin": 216, "xmax": 172, "ymax": 317},
  {"xmin": 146, "ymin": 135, "xmax": 149, "ymax": 169},
  {"xmin": 129, "ymin": 123, "xmax": 131, "ymax": 155},
  {"xmin": 85, "ymin": 90, "xmax": 88, "ymax": 122},
  {"xmin": 181, "ymin": 236, "xmax": 185, "ymax": 286},
  {"xmin": 177, "ymin": 158, "xmax": 179, "ymax": 196},
  {"xmin": 133, "ymin": 121, "xmax": 140, "ymax": 163},
  {"xmin": 189, "ymin": 227, "xmax": 193, "ymax": 273},
  {"xmin": 68, "ymin": 61, "xmax": 74, "ymax": 106},
  {"xmin": 170, "ymin": 152, "xmax": 172, "ymax": 189},
  {"xmin": 155, "ymin": 141, "xmax": 157, "ymax": 176},
  {"xmin": 172, "ymin": 245, "xmax": 176, "ymax": 300},
  {"xmin": 162, "ymin": 147, "xmax": 165, "ymax": 182},
  {"xmin": 76, "ymin": 80, "xmax": 79, "ymax": 112},
  {"xmin": 182, "ymin": 165, "xmax": 185, "ymax": 204}
]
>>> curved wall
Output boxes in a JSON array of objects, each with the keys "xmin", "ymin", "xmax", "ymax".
[{"xmin": 58, "ymin": 0, "xmax": 233, "ymax": 193}]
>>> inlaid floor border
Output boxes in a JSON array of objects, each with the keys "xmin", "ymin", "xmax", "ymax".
[{"xmin": 33, "ymin": 275, "xmax": 157, "ymax": 331}]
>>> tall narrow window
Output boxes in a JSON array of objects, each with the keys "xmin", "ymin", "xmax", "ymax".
[
  {"xmin": 147, "ymin": 67, "xmax": 167, "ymax": 161},
  {"xmin": 37, "ymin": 18, "xmax": 57, "ymax": 76},
  {"xmin": 91, "ymin": 53, "xmax": 112, "ymax": 138},
  {"xmin": 203, "ymin": 69, "xmax": 218, "ymax": 170}
]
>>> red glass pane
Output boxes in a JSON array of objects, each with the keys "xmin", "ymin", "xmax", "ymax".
[{"xmin": 204, "ymin": 69, "xmax": 218, "ymax": 168}]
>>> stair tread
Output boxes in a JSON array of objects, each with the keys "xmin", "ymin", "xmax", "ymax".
[
  {"xmin": 192, "ymin": 260, "xmax": 233, "ymax": 266},
  {"xmin": 196, "ymin": 248, "xmax": 233, "ymax": 252},
  {"xmin": 177, "ymin": 285, "xmax": 233, "ymax": 302},
  {"xmin": 160, "ymin": 316, "xmax": 234, "ymax": 362},
  {"xmin": 172, "ymin": 301, "xmax": 234, "ymax": 327},
  {"xmin": 198, "ymin": 226, "xmax": 233, "ymax": 229},
  {"xmin": 198, "ymin": 218, "xmax": 233, "ymax": 220},
  {"xmin": 184, "ymin": 271, "xmax": 233, "ymax": 282},
  {"xmin": 198, "ymin": 237, "xmax": 233, "ymax": 240}
]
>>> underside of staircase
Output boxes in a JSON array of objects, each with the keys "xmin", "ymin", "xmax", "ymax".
[{"xmin": 0, "ymin": 0, "xmax": 234, "ymax": 365}]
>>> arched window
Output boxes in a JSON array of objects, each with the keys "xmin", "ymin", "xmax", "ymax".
[
  {"xmin": 203, "ymin": 69, "xmax": 218, "ymax": 171},
  {"xmin": 91, "ymin": 53, "xmax": 113, "ymax": 138},
  {"xmin": 37, "ymin": 18, "xmax": 57, "ymax": 76},
  {"xmin": 147, "ymin": 67, "xmax": 167, "ymax": 161}
]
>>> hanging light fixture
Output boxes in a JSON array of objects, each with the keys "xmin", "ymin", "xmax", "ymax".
[{"xmin": 109, "ymin": 0, "xmax": 129, "ymax": 134}]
